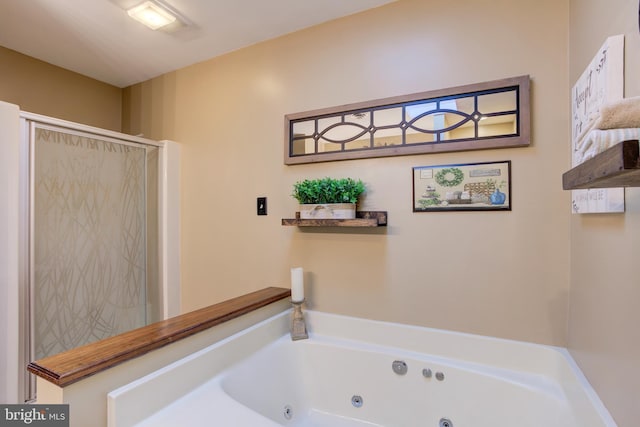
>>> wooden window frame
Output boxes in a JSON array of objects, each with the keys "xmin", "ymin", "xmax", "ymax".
[{"xmin": 284, "ymin": 75, "xmax": 530, "ymax": 165}]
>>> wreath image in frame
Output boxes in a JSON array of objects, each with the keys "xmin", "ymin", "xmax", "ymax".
[
  {"xmin": 413, "ymin": 161, "xmax": 511, "ymax": 212},
  {"xmin": 434, "ymin": 168, "xmax": 464, "ymax": 187}
]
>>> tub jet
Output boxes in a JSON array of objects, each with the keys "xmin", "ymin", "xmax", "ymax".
[
  {"xmin": 351, "ymin": 395, "xmax": 363, "ymax": 408},
  {"xmin": 392, "ymin": 360, "xmax": 408, "ymax": 375},
  {"xmin": 283, "ymin": 405, "xmax": 293, "ymax": 420}
]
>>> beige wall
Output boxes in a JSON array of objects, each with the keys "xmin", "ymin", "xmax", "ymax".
[
  {"xmin": 124, "ymin": 0, "xmax": 571, "ymax": 347},
  {"xmin": 0, "ymin": 46, "xmax": 122, "ymax": 131},
  {"xmin": 568, "ymin": 0, "xmax": 640, "ymax": 425}
]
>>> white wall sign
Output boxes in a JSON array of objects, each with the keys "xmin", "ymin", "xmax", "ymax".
[{"xmin": 571, "ymin": 35, "xmax": 625, "ymax": 214}]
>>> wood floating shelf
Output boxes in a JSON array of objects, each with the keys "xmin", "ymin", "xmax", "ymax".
[
  {"xmin": 282, "ymin": 211, "xmax": 387, "ymax": 227},
  {"xmin": 563, "ymin": 140, "xmax": 640, "ymax": 190}
]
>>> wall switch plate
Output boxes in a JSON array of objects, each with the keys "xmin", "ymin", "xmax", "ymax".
[{"xmin": 257, "ymin": 197, "xmax": 267, "ymax": 215}]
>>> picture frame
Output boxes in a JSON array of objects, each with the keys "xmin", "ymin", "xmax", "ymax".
[{"xmin": 413, "ymin": 161, "xmax": 511, "ymax": 212}]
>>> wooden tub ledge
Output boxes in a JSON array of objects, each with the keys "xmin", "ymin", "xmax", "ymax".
[{"xmin": 27, "ymin": 287, "xmax": 291, "ymax": 387}]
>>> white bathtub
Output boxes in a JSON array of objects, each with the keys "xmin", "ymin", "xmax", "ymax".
[{"xmin": 108, "ymin": 310, "xmax": 617, "ymax": 427}]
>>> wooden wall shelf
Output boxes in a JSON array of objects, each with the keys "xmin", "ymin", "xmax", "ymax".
[
  {"xmin": 282, "ymin": 211, "xmax": 387, "ymax": 227},
  {"xmin": 562, "ymin": 140, "xmax": 640, "ymax": 190}
]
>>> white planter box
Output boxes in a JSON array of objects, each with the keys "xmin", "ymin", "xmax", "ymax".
[{"xmin": 299, "ymin": 203, "xmax": 356, "ymax": 219}]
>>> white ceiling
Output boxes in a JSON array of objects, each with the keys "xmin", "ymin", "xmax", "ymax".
[{"xmin": 0, "ymin": 0, "xmax": 397, "ymax": 88}]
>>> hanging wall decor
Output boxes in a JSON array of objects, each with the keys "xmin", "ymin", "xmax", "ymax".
[
  {"xmin": 413, "ymin": 161, "xmax": 511, "ymax": 212},
  {"xmin": 570, "ymin": 35, "xmax": 625, "ymax": 214},
  {"xmin": 285, "ymin": 76, "xmax": 530, "ymax": 165}
]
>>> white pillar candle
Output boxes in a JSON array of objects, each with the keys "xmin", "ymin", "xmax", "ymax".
[{"xmin": 290, "ymin": 267, "xmax": 304, "ymax": 302}]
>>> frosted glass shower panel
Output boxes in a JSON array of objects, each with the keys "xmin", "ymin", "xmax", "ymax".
[{"xmin": 33, "ymin": 127, "xmax": 150, "ymax": 359}]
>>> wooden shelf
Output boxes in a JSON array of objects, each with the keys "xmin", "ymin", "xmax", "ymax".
[
  {"xmin": 27, "ymin": 287, "xmax": 290, "ymax": 387},
  {"xmin": 282, "ymin": 211, "xmax": 387, "ymax": 227},
  {"xmin": 563, "ymin": 140, "xmax": 640, "ymax": 189}
]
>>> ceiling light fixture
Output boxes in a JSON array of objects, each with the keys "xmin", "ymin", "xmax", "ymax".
[{"xmin": 127, "ymin": 1, "xmax": 177, "ymax": 30}]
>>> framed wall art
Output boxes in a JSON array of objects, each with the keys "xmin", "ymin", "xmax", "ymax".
[
  {"xmin": 570, "ymin": 34, "xmax": 625, "ymax": 214},
  {"xmin": 413, "ymin": 161, "xmax": 511, "ymax": 212}
]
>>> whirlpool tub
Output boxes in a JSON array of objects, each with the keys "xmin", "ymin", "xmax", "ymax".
[{"xmin": 108, "ymin": 311, "xmax": 617, "ymax": 427}]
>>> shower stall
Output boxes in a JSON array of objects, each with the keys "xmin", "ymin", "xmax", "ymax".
[{"xmin": 0, "ymin": 103, "xmax": 180, "ymax": 403}]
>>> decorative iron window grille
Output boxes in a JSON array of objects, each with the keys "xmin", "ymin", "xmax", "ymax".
[{"xmin": 285, "ymin": 75, "xmax": 530, "ymax": 165}]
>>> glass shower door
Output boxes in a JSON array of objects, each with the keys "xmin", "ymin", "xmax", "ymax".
[{"xmin": 30, "ymin": 124, "xmax": 159, "ymax": 361}]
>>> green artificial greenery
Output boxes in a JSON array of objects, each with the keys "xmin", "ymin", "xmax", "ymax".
[{"xmin": 292, "ymin": 177, "xmax": 366, "ymax": 204}]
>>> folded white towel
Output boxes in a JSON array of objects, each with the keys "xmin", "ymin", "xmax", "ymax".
[
  {"xmin": 595, "ymin": 96, "xmax": 640, "ymax": 130},
  {"xmin": 574, "ymin": 128, "xmax": 640, "ymax": 164},
  {"xmin": 573, "ymin": 115, "xmax": 598, "ymax": 149}
]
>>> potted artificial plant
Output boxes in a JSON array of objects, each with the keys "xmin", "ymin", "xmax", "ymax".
[{"xmin": 292, "ymin": 177, "xmax": 366, "ymax": 219}]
